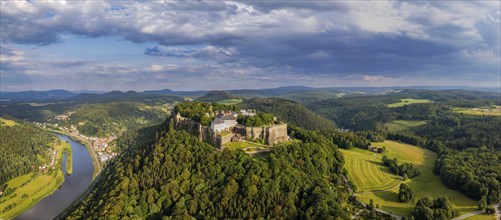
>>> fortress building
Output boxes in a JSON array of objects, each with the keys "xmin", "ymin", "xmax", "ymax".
[{"xmin": 173, "ymin": 110, "xmax": 288, "ymax": 149}]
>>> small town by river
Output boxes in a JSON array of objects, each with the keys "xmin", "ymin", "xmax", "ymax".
[{"xmin": 16, "ymin": 134, "xmax": 94, "ymax": 220}]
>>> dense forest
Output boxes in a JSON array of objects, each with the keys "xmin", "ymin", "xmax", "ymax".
[
  {"xmin": 0, "ymin": 122, "xmax": 55, "ymax": 183},
  {"xmin": 411, "ymin": 197, "xmax": 459, "ymax": 220},
  {"xmin": 62, "ymin": 101, "xmax": 169, "ymax": 137},
  {"xmin": 239, "ymin": 98, "xmax": 336, "ymax": 130},
  {"xmin": 237, "ymin": 113, "xmax": 275, "ymax": 127},
  {"xmin": 0, "ymin": 91, "xmax": 182, "ymax": 122},
  {"xmin": 67, "ymin": 120, "xmax": 352, "ymax": 219},
  {"xmin": 434, "ymin": 147, "xmax": 500, "ymax": 204},
  {"xmin": 308, "ymin": 90, "xmax": 501, "ymax": 206},
  {"xmin": 173, "ymin": 102, "xmax": 240, "ymax": 125}
]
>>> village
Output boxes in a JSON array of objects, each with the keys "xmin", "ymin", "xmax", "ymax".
[{"xmin": 33, "ymin": 121, "xmax": 117, "ymax": 164}]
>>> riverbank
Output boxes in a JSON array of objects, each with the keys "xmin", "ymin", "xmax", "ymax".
[
  {"xmin": 0, "ymin": 140, "xmax": 67, "ymax": 219},
  {"xmin": 44, "ymin": 128, "xmax": 102, "ymax": 179}
]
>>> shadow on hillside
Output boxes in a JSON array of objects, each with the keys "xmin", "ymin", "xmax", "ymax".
[{"xmin": 367, "ymin": 160, "xmax": 400, "ymax": 178}]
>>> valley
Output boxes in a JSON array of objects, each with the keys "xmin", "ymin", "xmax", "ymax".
[
  {"xmin": 0, "ymin": 88, "xmax": 500, "ymax": 220},
  {"xmin": 1, "ymin": 2, "xmax": 499, "ymax": 219}
]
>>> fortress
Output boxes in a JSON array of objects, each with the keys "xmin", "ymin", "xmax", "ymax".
[{"xmin": 172, "ymin": 111, "xmax": 288, "ymax": 149}]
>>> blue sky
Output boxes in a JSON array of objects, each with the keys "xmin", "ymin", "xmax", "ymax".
[{"xmin": 1, "ymin": 1, "xmax": 500, "ymax": 91}]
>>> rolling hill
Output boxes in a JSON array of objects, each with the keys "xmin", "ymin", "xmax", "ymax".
[
  {"xmin": 239, "ymin": 98, "xmax": 336, "ymax": 130},
  {"xmin": 196, "ymin": 90, "xmax": 241, "ymax": 102}
]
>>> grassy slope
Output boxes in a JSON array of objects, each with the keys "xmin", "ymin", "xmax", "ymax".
[
  {"xmin": 343, "ymin": 140, "xmax": 477, "ymax": 217},
  {"xmin": 0, "ymin": 141, "xmax": 67, "ymax": 219},
  {"xmin": 0, "ymin": 118, "xmax": 17, "ymax": 126},
  {"xmin": 384, "ymin": 120, "xmax": 427, "ymax": 133},
  {"xmin": 464, "ymin": 213, "xmax": 497, "ymax": 220},
  {"xmin": 387, "ymin": 98, "xmax": 431, "ymax": 107},
  {"xmin": 452, "ymin": 106, "xmax": 501, "ymax": 117}
]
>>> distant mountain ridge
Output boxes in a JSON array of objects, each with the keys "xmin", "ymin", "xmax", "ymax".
[
  {"xmin": 0, "ymin": 90, "xmax": 77, "ymax": 102},
  {"xmin": 196, "ymin": 90, "xmax": 241, "ymax": 102},
  {"xmin": 2, "ymin": 86, "xmax": 498, "ymax": 102}
]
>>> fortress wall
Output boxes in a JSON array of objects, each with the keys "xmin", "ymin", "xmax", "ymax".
[
  {"xmin": 173, "ymin": 113, "xmax": 213, "ymax": 142},
  {"xmin": 267, "ymin": 123, "xmax": 288, "ymax": 145},
  {"xmin": 216, "ymin": 133, "xmax": 233, "ymax": 150},
  {"xmin": 244, "ymin": 126, "xmax": 265, "ymax": 141},
  {"xmin": 173, "ymin": 112, "xmax": 288, "ymax": 148}
]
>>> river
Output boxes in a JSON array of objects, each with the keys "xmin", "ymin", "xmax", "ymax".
[{"xmin": 16, "ymin": 134, "xmax": 94, "ymax": 220}]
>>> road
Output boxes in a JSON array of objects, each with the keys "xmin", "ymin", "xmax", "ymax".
[{"xmin": 452, "ymin": 203, "xmax": 500, "ymax": 220}]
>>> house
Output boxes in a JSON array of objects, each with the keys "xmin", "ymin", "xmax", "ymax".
[{"xmin": 211, "ymin": 115, "xmax": 238, "ymax": 132}]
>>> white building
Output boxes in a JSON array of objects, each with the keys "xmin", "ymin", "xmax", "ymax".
[
  {"xmin": 211, "ymin": 115, "xmax": 237, "ymax": 132},
  {"xmin": 240, "ymin": 109, "xmax": 256, "ymax": 116}
]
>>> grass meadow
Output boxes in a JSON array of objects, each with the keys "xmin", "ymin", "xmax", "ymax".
[
  {"xmin": 215, "ymin": 99, "xmax": 243, "ymax": 105},
  {"xmin": 384, "ymin": 120, "xmax": 427, "ymax": 133},
  {"xmin": 387, "ymin": 98, "xmax": 431, "ymax": 107},
  {"xmin": 342, "ymin": 140, "xmax": 477, "ymax": 217},
  {"xmin": 0, "ymin": 141, "xmax": 68, "ymax": 219},
  {"xmin": 0, "ymin": 118, "xmax": 17, "ymax": 126}
]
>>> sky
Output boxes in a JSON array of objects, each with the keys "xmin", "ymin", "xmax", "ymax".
[{"xmin": 0, "ymin": 0, "xmax": 500, "ymax": 91}]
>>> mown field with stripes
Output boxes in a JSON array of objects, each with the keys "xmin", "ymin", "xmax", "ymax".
[{"xmin": 341, "ymin": 140, "xmax": 478, "ymax": 218}]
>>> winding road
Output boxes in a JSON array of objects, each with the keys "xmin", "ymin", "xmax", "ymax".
[{"xmin": 452, "ymin": 203, "xmax": 500, "ymax": 220}]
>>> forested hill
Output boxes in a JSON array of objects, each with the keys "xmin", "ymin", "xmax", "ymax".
[
  {"xmin": 67, "ymin": 120, "xmax": 351, "ymax": 219},
  {"xmin": 239, "ymin": 98, "xmax": 336, "ymax": 131},
  {"xmin": 195, "ymin": 90, "xmax": 240, "ymax": 102},
  {"xmin": 0, "ymin": 121, "xmax": 55, "ymax": 183},
  {"xmin": 60, "ymin": 101, "xmax": 170, "ymax": 137}
]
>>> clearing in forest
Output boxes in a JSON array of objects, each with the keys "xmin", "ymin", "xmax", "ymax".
[
  {"xmin": 452, "ymin": 105, "xmax": 501, "ymax": 117},
  {"xmin": 384, "ymin": 120, "xmax": 427, "ymax": 133},
  {"xmin": 0, "ymin": 118, "xmax": 17, "ymax": 126},
  {"xmin": 215, "ymin": 99, "xmax": 243, "ymax": 105},
  {"xmin": 341, "ymin": 140, "xmax": 477, "ymax": 217},
  {"xmin": 387, "ymin": 98, "xmax": 431, "ymax": 107}
]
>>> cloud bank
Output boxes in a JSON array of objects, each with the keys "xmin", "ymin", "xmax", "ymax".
[{"xmin": 1, "ymin": 0, "xmax": 499, "ymax": 91}]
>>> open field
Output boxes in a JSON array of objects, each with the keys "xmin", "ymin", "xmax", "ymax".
[
  {"xmin": 0, "ymin": 172, "xmax": 64, "ymax": 219},
  {"xmin": 384, "ymin": 120, "xmax": 427, "ymax": 133},
  {"xmin": 453, "ymin": 106, "xmax": 501, "ymax": 117},
  {"xmin": 0, "ymin": 140, "xmax": 68, "ymax": 219},
  {"xmin": 342, "ymin": 140, "xmax": 477, "ymax": 217},
  {"xmin": 215, "ymin": 99, "xmax": 243, "ymax": 105},
  {"xmin": 463, "ymin": 213, "xmax": 497, "ymax": 220},
  {"xmin": 225, "ymin": 141, "xmax": 269, "ymax": 150},
  {"xmin": 224, "ymin": 141, "xmax": 271, "ymax": 155},
  {"xmin": 387, "ymin": 98, "xmax": 431, "ymax": 107},
  {"xmin": 0, "ymin": 118, "xmax": 17, "ymax": 126}
]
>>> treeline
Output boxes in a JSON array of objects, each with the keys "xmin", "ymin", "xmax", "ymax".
[
  {"xmin": 398, "ymin": 183, "xmax": 414, "ymax": 203},
  {"xmin": 309, "ymin": 94, "xmax": 501, "ymax": 150},
  {"xmin": 64, "ymin": 101, "xmax": 168, "ymax": 137},
  {"xmin": 174, "ymin": 102, "xmax": 238, "ymax": 126},
  {"xmin": 411, "ymin": 197, "xmax": 459, "ymax": 220},
  {"xmin": 67, "ymin": 120, "xmax": 352, "ymax": 219},
  {"xmin": 239, "ymin": 98, "xmax": 336, "ymax": 131},
  {"xmin": 434, "ymin": 147, "xmax": 500, "ymax": 203},
  {"xmin": 0, "ymin": 122, "xmax": 55, "ymax": 183},
  {"xmin": 237, "ymin": 113, "xmax": 274, "ymax": 127},
  {"xmin": 382, "ymin": 156, "xmax": 420, "ymax": 179}
]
